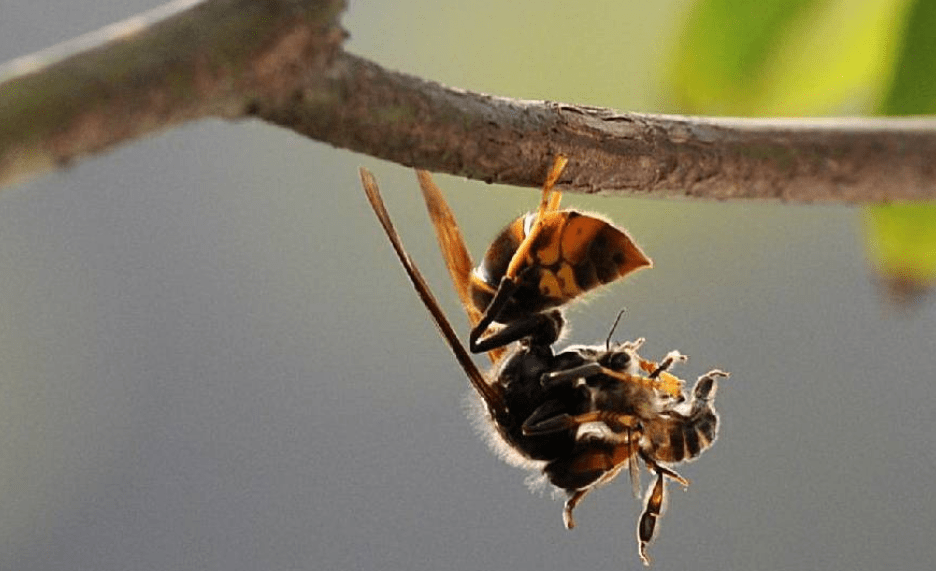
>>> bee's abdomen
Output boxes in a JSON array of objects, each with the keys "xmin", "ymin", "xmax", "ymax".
[{"xmin": 644, "ymin": 406, "xmax": 718, "ymax": 464}]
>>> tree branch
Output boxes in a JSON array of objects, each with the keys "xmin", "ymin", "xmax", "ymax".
[
  {"xmin": 0, "ymin": 0, "xmax": 348, "ymax": 186},
  {"xmin": 2, "ymin": 0, "xmax": 935, "ymax": 202}
]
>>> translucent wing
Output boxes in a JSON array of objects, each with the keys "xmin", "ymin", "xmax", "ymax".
[
  {"xmin": 416, "ymin": 170, "xmax": 509, "ymax": 363},
  {"xmin": 360, "ymin": 167, "xmax": 503, "ymax": 413}
]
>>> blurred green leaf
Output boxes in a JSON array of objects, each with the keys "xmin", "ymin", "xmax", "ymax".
[
  {"xmin": 879, "ymin": 0, "xmax": 936, "ymax": 114},
  {"xmin": 866, "ymin": 203, "xmax": 936, "ymax": 303},
  {"xmin": 873, "ymin": 0, "xmax": 936, "ymax": 301},
  {"xmin": 667, "ymin": 0, "xmax": 909, "ymax": 115},
  {"xmin": 666, "ymin": 0, "xmax": 936, "ymax": 300},
  {"xmin": 667, "ymin": 0, "xmax": 814, "ymax": 113}
]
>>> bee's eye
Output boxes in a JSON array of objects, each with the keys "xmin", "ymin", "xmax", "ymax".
[{"xmin": 603, "ymin": 352, "xmax": 631, "ymax": 371}]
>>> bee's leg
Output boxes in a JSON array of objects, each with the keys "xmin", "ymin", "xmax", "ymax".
[
  {"xmin": 692, "ymin": 369, "xmax": 728, "ymax": 401},
  {"xmin": 647, "ymin": 351, "xmax": 688, "ymax": 379},
  {"xmin": 640, "ymin": 453, "xmax": 689, "ymax": 487},
  {"xmin": 637, "ymin": 469, "xmax": 665, "ymax": 566},
  {"xmin": 561, "ymin": 443, "xmax": 636, "ymax": 531},
  {"xmin": 673, "ymin": 370, "xmax": 726, "ymax": 458},
  {"xmin": 563, "ymin": 487, "xmax": 591, "ymax": 529},
  {"xmin": 470, "ymin": 307, "xmax": 563, "ymax": 353},
  {"xmin": 636, "ymin": 456, "xmax": 689, "ymax": 566}
]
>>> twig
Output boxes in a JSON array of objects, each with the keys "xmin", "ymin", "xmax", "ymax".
[
  {"xmin": 0, "ymin": 0, "xmax": 348, "ymax": 186},
  {"xmin": 2, "ymin": 0, "xmax": 935, "ymax": 202}
]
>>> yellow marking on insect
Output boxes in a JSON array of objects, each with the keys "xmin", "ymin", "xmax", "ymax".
[
  {"xmin": 538, "ymin": 270, "xmax": 563, "ymax": 299},
  {"xmin": 656, "ymin": 372, "xmax": 684, "ymax": 399},
  {"xmin": 555, "ymin": 263, "xmax": 582, "ymax": 298},
  {"xmin": 561, "ymin": 215, "xmax": 605, "ymax": 265},
  {"xmin": 532, "ymin": 214, "xmax": 564, "ymax": 266},
  {"xmin": 506, "ymin": 157, "xmax": 569, "ymax": 280},
  {"xmin": 637, "ymin": 359, "xmax": 685, "ymax": 398},
  {"xmin": 605, "ymin": 367, "xmax": 684, "ymax": 399}
]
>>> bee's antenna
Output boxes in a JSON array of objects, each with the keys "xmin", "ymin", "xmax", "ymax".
[
  {"xmin": 648, "ymin": 351, "xmax": 688, "ymax": 379},
  {"xmin": 605, "ymin": 308, "xmax": 627, "ymax": 350}
]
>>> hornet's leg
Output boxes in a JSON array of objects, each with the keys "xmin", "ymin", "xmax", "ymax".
[
  {"xmin": 470, "ymin": 307, "xmax": 562, "ymax": 353},
  {"xmin": 470, "ymin": 155, "xmax": 568, "ymax": 352}
]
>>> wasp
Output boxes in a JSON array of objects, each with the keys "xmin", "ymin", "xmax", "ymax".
[
  {"xmin": 415, "ymin": 156, "xmax": 652, "ymax": 357},
  {"xmin": 359, "ymin": 158, "xmax": 727, "ymax": 565}
]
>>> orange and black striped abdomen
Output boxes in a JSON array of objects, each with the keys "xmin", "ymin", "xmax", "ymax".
[
  {"xmin": 469, "ymin": 216, "xmax": 525, "ymax": 315},
  {"xmin": 643, "ymin": 407, "xmax": 718, "ymax": 464},
  {"xmin": 470, "ymin": 210, "xmax": 651, "ymax": 324}
]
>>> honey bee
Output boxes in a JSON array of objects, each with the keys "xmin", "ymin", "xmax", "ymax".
[
  {"xmin": 528, "ymin": 333, "xmax": 727, "ymax": 564},
  {"xmin": 359, "ymin": 159, "xmax": 727, "ymax": 565}
]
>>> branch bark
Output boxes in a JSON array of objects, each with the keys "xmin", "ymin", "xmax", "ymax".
[{"xmin": 2, "ymin": 0, "xmax": 935, "ymax": 202}]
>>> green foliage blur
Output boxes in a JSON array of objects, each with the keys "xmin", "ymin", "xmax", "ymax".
[{"xmin": 667, "ymin": 0, "xmax": 936, "ymax": 300}]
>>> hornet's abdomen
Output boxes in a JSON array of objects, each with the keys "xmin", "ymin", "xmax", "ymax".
[{"xmin": 470, "ymin": 211, "xmax": 652, "ymax": 324}]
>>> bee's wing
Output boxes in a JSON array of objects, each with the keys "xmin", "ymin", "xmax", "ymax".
[
  {"xmin": 359, "ymin": 168, "xmax": 504, "ymax": 413},
  {"xmin": 415, "ymin": 170, "xmax": 507, "ymax": 364},
  {"xmin": 628, "ymin": 438, "xmax": 641, "ymax": 499}
]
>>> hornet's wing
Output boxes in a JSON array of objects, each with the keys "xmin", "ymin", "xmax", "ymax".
[{"xmin": 359, "ymin": 168, "xmax": 503, "ymax": 414}]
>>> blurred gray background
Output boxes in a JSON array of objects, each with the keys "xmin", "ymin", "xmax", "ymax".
[{"xmin": 1, "ymin": 1, "xmax": 935, "ymax": 570}]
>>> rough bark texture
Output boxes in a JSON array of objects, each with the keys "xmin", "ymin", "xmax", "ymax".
[
  {"xmin": 258, "ymin": 53, "xmax": 936, "ymax": 201},
  {"xmin": 0, "ymin": 0, "xmax": 348, "ymax": 186},
  {"xmin": 2, "ymin": 0, "xmax": 936, "ymax": 202}
]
